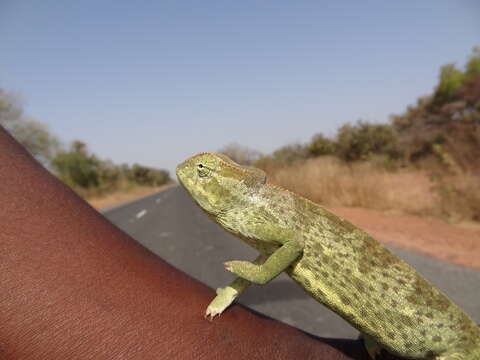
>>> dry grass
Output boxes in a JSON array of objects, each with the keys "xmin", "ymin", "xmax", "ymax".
[
  {"xmin": 435, "ymin": 173, "xmax": 480, "ymax": 222},
  {"xmin": 87, "ymin": 183, "xmax": 174, "ymax": 210},
  {"xmin": 267, "ymin": 156, "xmax": 439, "ymax": 217}
]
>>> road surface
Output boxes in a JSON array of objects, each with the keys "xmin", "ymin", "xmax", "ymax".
[{"xmin": 103, "ymin": 185, "xmax": 480, "ymax": 339}]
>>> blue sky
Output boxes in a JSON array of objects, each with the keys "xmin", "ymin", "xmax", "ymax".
[{"xmin": 1, "ymin": 1, "xmax": 479, "ymax": 174}]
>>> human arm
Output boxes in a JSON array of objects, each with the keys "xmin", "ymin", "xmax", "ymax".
[{"xmin": 0, "ymin": 127, "xmax": 372, "ymax": 360}]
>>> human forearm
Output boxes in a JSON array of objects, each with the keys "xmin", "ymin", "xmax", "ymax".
[{"xmin": 0, "ymin": 127, "xmax": 367, "ymax": 359}]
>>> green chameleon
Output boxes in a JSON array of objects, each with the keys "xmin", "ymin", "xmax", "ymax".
[{"xmin": 176, "ymin": 152, "xmax": 480, "ymax": 359}]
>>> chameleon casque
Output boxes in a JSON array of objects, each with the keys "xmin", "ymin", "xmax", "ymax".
[{"xmin": 176, "ymin": 152, "xmax": 480, "ymax": 359}]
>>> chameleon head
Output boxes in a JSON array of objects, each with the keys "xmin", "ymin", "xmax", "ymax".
[{"xmin": 176, "ymin": 152, "xmax": 266, "ymax": 215}]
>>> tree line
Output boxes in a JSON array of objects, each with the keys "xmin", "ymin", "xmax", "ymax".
[
  {"xmin": 0, "ymin": 91, "xmax": 170, "ymax": 198},
  {"xmin": 222, "ymin": 47, "xmax": 480, "ymax": 175}
]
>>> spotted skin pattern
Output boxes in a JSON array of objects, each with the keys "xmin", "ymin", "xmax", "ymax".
[{"xmin": 176, "ymin": 152, "xmax": 480, "ymax": 360}]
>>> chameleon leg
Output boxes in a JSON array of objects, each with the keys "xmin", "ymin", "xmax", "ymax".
[
  {"xmin": 205, "ymin": 255, "xmax": 267, "ymax": 319},
  {"xmin": 361, "ymin": 333, "xmax": 382, "ymax": 359},
  {"xmin": 224, "ymin": 240, "xmax": 303, "ymax": 285}
]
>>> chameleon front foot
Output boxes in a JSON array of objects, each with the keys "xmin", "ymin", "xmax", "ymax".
[
  {"xmin": 224, "ymin": 260, "xmax": 268, "ymax": 284},
  {"xmin": 205, "ymin": 286, "xmax": 238, "ymax": 320}
]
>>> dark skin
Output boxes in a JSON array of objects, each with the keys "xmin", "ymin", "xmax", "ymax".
[{"xmin": 0, "ymin": 126, "xmax": 398, "ymax": 360}]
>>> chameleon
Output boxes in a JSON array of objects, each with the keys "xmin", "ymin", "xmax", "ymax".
[{"xmin": 176, "ymin": 152, "xmax": 480, "ymax": 360}]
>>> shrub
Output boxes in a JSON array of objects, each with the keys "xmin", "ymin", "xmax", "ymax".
[
  {"xmin": 336, "ymin": 120, "xmax": 401, "ymax": 161},
  {"xmin": 307, "ymin": 133, "xmax": 336, "ymax": 157},
  {"xmin": 52, "ymin": 141, "xmax": 100, "ymax": 189},
  {"xmin": 97, "ymin": 160, "xmax": 124, "ymax": 193},
  {"xmin": 129, "ymin": 164, "xmax": 170, "ymax": 186},
  {"xmin": 271, "ymin": 143, "xmax": 308, "ymax": 165}
]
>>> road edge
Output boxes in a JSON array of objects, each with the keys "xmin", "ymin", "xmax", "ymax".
[{"xmin": 101, "ymin": 185, "xmax": 178, "ymax": 214}]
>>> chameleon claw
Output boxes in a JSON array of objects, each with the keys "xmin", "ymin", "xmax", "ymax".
[
  {"xmin": 204, "ymin": 286, "xmax": 237, "ymax": 320},
  {"xmin": 204, "ymin": 308, "xmax": 221, "ymax": 321},
  {"xmin": 203, "ymin": 312, "xmax": 214, "ymax": 321}
]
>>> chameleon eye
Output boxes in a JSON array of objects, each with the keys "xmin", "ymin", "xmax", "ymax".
[{"xmin": 197, "ymin": 163, "xmax": 210, "ymax": 178}]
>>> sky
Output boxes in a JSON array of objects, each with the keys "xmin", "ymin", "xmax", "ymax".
[{"xmin": 1, "ymin": 1, "xmax": 479, "ymax": 174}]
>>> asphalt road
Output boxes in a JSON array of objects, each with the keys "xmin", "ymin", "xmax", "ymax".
[{"xmin": 103, "ymin": 185, "xmax": 480, "ymax": 339}]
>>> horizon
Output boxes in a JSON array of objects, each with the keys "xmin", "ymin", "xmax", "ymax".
[{"xmin": 1, "ymin": 1, "xmax": 479, "ymax": 174}]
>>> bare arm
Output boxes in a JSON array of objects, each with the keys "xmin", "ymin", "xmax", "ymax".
[{"xmin": 0, "ymin": 127, "xmax": 370, "ymax": 360}]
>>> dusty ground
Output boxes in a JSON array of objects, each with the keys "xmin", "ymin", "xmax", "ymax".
[
  {"xmin": 88, "ymin": 184, "xmax": 174, "ymax": 210},
  {"xmin": 333, "ymin": 207, "xmax": 480, "ymax": 270}
]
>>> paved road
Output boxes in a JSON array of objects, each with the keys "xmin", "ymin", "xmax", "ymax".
[{"xmin": 103, "ymin": 185, "xmax": 480, "ymax": 339}]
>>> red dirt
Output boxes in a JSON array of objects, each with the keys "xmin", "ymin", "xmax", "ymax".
[{"xmin": 332, "ymin": 207, "xmax": 480, "ymax": 270}]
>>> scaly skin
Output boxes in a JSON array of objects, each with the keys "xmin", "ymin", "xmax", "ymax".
[{"xmin": 176, "ymin": 152, "xmax": 480, "ymax": 360}]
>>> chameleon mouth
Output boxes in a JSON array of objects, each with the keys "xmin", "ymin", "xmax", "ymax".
[
  {"xmin": 175, "ymin": 161, "xmax": 194, "ymax": 194},
  {"xmin": 175, "ymin": 161, "xmax": 187, "ymax": 181}
]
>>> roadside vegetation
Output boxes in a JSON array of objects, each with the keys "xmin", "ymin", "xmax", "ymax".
[
  {"xmin": 0, "ymin": 89, "xmax": 171, "ymax": 200},
  {"xmin": 3, "ymin": 47, "xmax": 479, "ymax": 221},
  {"xmin": 221, "ymin": 47, "xmax": 480, "ymax": 223}
]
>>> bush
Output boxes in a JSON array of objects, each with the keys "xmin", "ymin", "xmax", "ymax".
[
  {"xmin": 52, "ymin": 141, "xmax": 171, "ymax": 197},
  {"xmin": 271, "ymin": 143, "xmax": 308, "ymax": 164},
  {"xmin": 97, "ymin": 160, "xmax": 124, "ymax": 193},
  {"xmin": 52, "ymin": 141, "xmax": 101, "ymax": 189},
  {"xmin": 129, "ymin": 164, "xmax": 170, "ymax": 186},
  {"xmin": 336, "ymin": 120, "xmax": 401, "ymax": 161},
  {"xmin": 307, "ymin": 133, "xmax": 336, "ymax": 157}
]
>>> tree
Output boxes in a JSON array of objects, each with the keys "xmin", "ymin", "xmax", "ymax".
[
  {"xmin": 0, "ymin": 89, "xmax": 59, "ymax": 165},
  {"xmin": 52, "ymin": 141, "xmax": 100, "ymax": 189},
  {"xmin": 433, "ymin": 64, "xmax": 465, "ymax": 104},
  {"xmin": 465, "ymin": 46, "xmax": 480, "ymax": 78},
  {"xmin": 6, "ymin": 119, "xmax": 60, "ymax": 164},
  {"xmin": 0, "ymin": 89, "xmax": 23, "ymax": 123}
]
